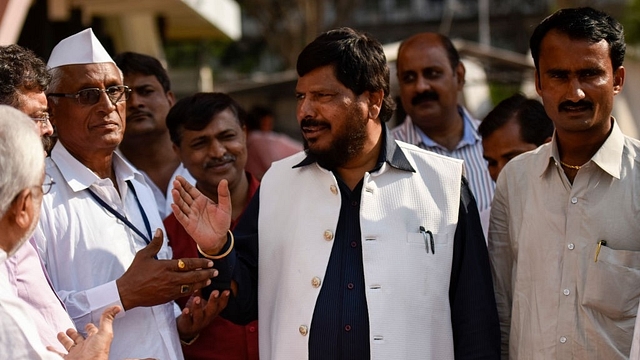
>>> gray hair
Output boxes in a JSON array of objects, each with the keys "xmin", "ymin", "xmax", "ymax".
[{"xmin": 0, "ymin": 105, "xmax": 44, "ymax": 217}]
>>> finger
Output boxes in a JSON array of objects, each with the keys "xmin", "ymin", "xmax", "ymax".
[
  {"xmin": 57, "ymin": 331, "xmax": 74, "ymax": 352},
  {"xmin": 174, "ymin": 257, "xmax": 214, "ymax": 271},
  {"xmin": 173, "ymin": 176, "xmax": 196, "ymax": 207},
  {"xmin": 95, "ymin": 305, "xmax": 121, "ymax": 335},
  {"xmin": 66, "ymin": 328, "xmax": 84, "ymax": 343},
  {"xmin": 217, "ymin": 179, "xmax": 232, "ymax": 215},
  {"xmin": 85, "ymin": 323, "xmax": 99, "ymax": 337},
  {"xmin": 189, "ymin": 296, "xmax": 205, "ymax": 324},
  {"xmin": 139, "ymin": 228, "xmax": 164, "ymax": 258},
  {"xmin": 205, "ymin": 290, "xmax": 230, "ymax": 317},
  {"xmin": 46, "ymin": 346, "xmax": 65, "ymax": 356}
]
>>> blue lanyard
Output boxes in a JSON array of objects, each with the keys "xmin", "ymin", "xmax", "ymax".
[{"xmin": 86, "ymin": 180, "xmax": 153, "ymax": 244}]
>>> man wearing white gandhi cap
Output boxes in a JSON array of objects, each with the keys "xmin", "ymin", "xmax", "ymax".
[{"xmin": 33, "ymin": 28, "xmax": 229, "ymax": 360}]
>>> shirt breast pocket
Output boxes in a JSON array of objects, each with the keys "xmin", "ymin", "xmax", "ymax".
[{"xmin": 582, "ymin": 244, "xmax": 640, "ymax": 320}]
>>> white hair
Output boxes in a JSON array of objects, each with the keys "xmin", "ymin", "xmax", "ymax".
[{"xmin": 0, "ymin": 105, "xmax": 44, "ymax": 217}]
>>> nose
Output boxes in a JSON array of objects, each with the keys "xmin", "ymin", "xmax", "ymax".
[
  {"xmin": 40, "ymin": 117, "xmax": 54, "ymax": 137},
  {"xmin": 566, "ymin": 77, "xmax": 586, "ymax": 102},
  {"xmin": 127, "ymin": 91, "xmax": 142, "ymax": 109},
  {"xmin": 96, "ymin": 91, "xmax": 118, "ymax": 113},
  {"xmin": 415, "ymin": 75, "xmax": 431, "ymax": 93},
  {"xmin": 208, "ymin": 139, "xmax": 226, "ymax": 158},
  {"xmin": 296, "ymin": 96, "xmax": 315, "ymax": 122}
]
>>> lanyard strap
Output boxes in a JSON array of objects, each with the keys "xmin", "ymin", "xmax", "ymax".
[{"xmin": 86, "ymin": 180, "xmax": 153, "ymax": 244}]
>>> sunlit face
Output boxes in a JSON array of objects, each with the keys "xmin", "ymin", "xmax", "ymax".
[
  {"xmin": 174, "ymin": 108, "xmax": 247, "ymax": 197},
  {"xmin": 123, "ymin": 73, "xmax": 174, "ymax": 137},
  {"xmin": 482, "ymin": 119, "xmax": 539, "ymax": 182},
  {"xmin": 48, "ymin": 63, "xmax": 126, "ymax": 158},
  {"xmin": 16, "ymin": 89, "xmax": 53, "ymax": 137},
  {"xmin": 295, "ymin": 65, "xmax": 370, "ymax": 169},
  {"xmin": 535, "ymin": 30, "xmax": 624, "ymax": 138},
  {"xmin": 397, "ymin": 34, "xmax": 464, "ymax": 131}
]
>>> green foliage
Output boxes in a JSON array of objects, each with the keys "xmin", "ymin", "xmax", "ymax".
[{"xmin": 622, "ymin": 0, "xmax": 640, "ymax": 44}]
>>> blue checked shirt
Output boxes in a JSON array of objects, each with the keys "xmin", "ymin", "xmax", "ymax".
[{"xmin": 391, "ymin": 106, "xmax": 494, "ymax": 212}]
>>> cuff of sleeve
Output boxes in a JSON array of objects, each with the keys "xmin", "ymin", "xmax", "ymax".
[
  {"xmin": 86, "ymin": 280, "xmax": 125, "ymax": 321},
  {"xmin": 201, "ymin": 248, "xmax": 236, "ymax": 298}
]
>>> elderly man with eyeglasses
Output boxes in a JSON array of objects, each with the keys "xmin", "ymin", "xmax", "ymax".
[{"xmin": 32, "ymin": 29, "xmax": 228, "ymax": 360}]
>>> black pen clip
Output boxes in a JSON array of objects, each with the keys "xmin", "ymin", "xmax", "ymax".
[{"xmin": 419, "ymin": 226, "xmax": 435, "ymax": 254}]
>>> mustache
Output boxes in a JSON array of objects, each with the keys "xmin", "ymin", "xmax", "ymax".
[
  {"xmin": 300, "ymin": 118, "xmax": 330, "ymax": 129},
  {"xmin": 558, "ymin": 100, "xmax": 593, "ymax": 112},
  {"xmin": 203, "ymin": 154, "xmax": 236, "ymax": 168},
  {"xmin": 411, "ymin": 91, "xmax": 439, "ymax": 105},
  {"xmin": 127, "ymin": 109, "xmax": 153, "ymax": 119}
]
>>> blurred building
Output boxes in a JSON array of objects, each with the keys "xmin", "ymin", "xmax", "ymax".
[{"xmin": 1, "ymin": 0, "xmax": 636, "ymax": 137}]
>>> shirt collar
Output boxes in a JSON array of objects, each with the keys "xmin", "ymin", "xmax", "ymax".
[
  {"xmin": 293, "ymin": 122, "xmax": 415, "ymax": 173},
  {"xmin": 412, "ymin": 106, "xmax": 481, "ymax": 149},
  {"xmin": 540, "ymin": 118, "xmax": 624, "ymax": 179},
  {"xmin": 51, "ymin": 142, "xmax": 142, "ymax": 192}
]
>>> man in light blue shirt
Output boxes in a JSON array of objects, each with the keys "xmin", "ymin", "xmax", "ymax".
[{"xmin": 392, "ymin": 32, "xmax": 494, "ymax": 234}]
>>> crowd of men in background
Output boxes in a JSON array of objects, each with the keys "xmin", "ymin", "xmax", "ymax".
[{"xmin": 0, "ymin": 5, "xmax": 639, "ymax": 360}]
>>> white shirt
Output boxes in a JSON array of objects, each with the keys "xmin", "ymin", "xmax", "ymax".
[
  {"xmin": 0, "ymin": 251, "xmax": 61, "ymax": 360},
  {"xmin": 141, "ymin": 163, "xmax": 196, "ymax": 220},
  {"xmin": 33, "ymin": 142, "xmax": 184, "ymax": 360},
  {"xmin": 489, "ymin": 120, "xmax": 640, "ymax": 359}
]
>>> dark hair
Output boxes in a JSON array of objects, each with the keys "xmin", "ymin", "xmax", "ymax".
[
  {"xmin": 166, "ymin": 92, "xmax": 247, "ymax": 145},
  {"xmin": 246, "ymin": 105, "xmax": 273, "ymax": 131},
  {"xmin": 0, "ymin": 45, "xmax": 50, "ymax": 107},
  {"xmin": 530, "ymin": 7, "xmax": 625, "ymax": 70},
  {"xmin": 296, "ymin": 27, "xmax": 395, "ymax": 122},
  {"xmin": 479, "ymin": 93, "xmax": 554, "ymax": 146},
  {"xmin": 113, "ymin": 52, "xmax": 171, "ymax": 92},
  {"xmin": 398, "ymin": 32, "xmax": 460, "ymax": 70}
]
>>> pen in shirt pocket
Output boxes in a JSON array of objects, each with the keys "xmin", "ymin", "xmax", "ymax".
[
  {"xmin": 419, "ymin": 226, "xmax": 435, "ymax": 254},
  {"xmin": 594, "ymin": 240, "xmax": 607, "ymax": 262}
]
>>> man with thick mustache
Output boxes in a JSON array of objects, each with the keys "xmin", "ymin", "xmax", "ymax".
[
  {"xmin": 170, "ymin": 27, "xmax": 500, "ymax": 359},
  {"xmin": 164, "ymin": 92, "xmax": 259, "ymax": 360},
  {"xmin": 488, "ymin": 7, "xmax": 640, "ymax": 359},
  {"xmin": 392, "ymin": 33, "xmax": 494, "ymax": 234}
]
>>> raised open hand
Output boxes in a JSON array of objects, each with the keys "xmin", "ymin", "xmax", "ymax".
[{"xmin": 171, "ymin": 176, "xmax": 232, "ymax": 254}]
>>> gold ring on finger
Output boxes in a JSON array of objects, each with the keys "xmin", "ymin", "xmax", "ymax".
[
  {"xmin": 180, "ymin": 284, "xmax": 190, "ymax": 294},
  {"xmin": 177, "ymin": 259, "xmax": 186, "ymax": 270}
]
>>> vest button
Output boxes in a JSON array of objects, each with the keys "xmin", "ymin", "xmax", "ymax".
[
  {"xmin": 330, "ymin": 185, "xmax": 338, "ymax": 195},
  {"xmin": 311, "ymin": 276, "xmax": 321, "ymax": 288},
  {"xmin": 323, "ymin": 230, "xmax": 334, "ymax": 241},
  {"xmin": 299, "ymin": 325, "xmax": 308, "ymax": 336}
]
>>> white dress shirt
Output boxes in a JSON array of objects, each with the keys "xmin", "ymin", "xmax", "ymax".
[
  {"xmin": 0, "ymin": 251, "xmax": 61, "ymax": 360},
  {"xmin": 141, "ymin": 162, "xmax": 196, "ymax": 220},
  {"xmin": 33, "ymin": 142, "xmax": 184, "ymax": 360},
  {"xmin": 489, "ymin": 120, "xmax": 640, "ymax": 359}
]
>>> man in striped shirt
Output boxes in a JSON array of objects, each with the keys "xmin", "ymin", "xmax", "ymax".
[{"xmin": 392, "ymin": 33, "xmax": 494, "ymax": 234}]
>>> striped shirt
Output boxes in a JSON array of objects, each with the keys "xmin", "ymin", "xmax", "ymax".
[{"xmin": 391, "ymin": 106, "xmax": 494, "ymax": 212}]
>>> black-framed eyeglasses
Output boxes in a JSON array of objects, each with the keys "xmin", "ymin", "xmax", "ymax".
[
  {"xmin": 41, "ymin": 173, "xmax": 55, "ymax": 195},
  {"xmin": 30, "ymin": 112, "xmax": 50, "ymax": 126},
  {"xmin": 48, "ymin": 85, "xmax": 131, "ymax": 106}
]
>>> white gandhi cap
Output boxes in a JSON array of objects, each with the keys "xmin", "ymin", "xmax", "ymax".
[{"xmin": 47, "ymin": 28, "xmax": 115, "ymax": 69}]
